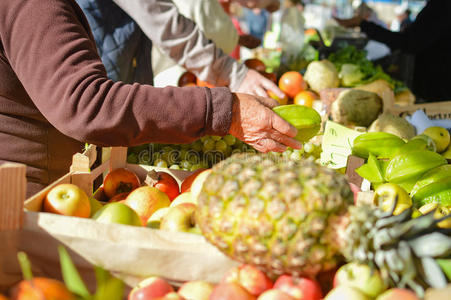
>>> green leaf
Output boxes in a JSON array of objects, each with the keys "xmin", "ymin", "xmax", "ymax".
[
  {"xmin": 58, "ymin": 245, "xmax": 91, "ymax": 299},
  {"xmin": 93, "ymin": 267, "xmax": 124, "ymax": 300},
  {"xmin": 17, "ymin": 252, "xmax": 33, "ymax": 280},
  {"xmin": 436, "ymin": 259, "xmax": 451, "ymax": 281}
]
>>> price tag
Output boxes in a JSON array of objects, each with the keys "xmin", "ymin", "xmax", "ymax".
[{"xmin": 320, "ymin": 121, "xmax": 364, "ymax": 169}]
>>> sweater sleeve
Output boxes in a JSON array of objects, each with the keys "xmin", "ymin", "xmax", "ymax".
[
  {"xmin": 361, "ymin": 0, "xmax": 451, "ymax": 54},
  {"xmin": 112, "ymin": 0, "xmax": 247, "ymax": 91},
  {"xmin": 1, "ymin": 0, "xmax": 233, "ymax": 147}
]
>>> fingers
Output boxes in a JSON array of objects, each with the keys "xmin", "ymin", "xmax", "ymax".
[
  {"xmin": 254, "ymin": 85, "xmax": 269, "ymax": 98},
  {"xmin": 253, "ymin": 95, "xmax": 279, "ymax": 109},
  {"xmin": 269, "ymin": 129, "xmax": 302, "ymax": 149},
  {"xmin": 253, "ymin": 138, "xmax": 287, "ymax": 153},
  {"xmin": 259, "ymin": 76, "xmax": 285, "ymax": 99},
  {"xmin": 271, "ymin": 113, "xmax": 298, "ymax": 138}
]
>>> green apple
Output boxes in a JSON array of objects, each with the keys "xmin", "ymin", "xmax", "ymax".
[
  {"xmin": 89, "ymin": 197, "xmax": 104, "ymax": 217},
  {"xmin": 334, "ymin": 262, "xmax": 387, "ymax": 298},
  {"xmin": 160, "ymin": 203, "xmax": 199, "ymax": 233},
  {"xmin": 146, "ymin": 207, "xmax": 170, "ymax": 228},
  {"xmin": 93, "ymin": 203, "xmax": 142, "ymax": 226},
  {"xmin": 325, "ymin": 286, "xmax": 371, "ymax": 300}
]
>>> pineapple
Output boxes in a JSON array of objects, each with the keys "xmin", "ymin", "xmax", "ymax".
[{"xmin": 195, "ymin": 154, "xmax": 451, "ymax": 297}]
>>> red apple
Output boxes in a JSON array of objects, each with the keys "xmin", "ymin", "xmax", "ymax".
[
  {"xmin": 160, "ymin": 203, "xmax": 199, "ymax": 233},
  {"xmin": 103, "ymin": 168, "xmax": 140, "ymax": 199},
  {"xmin": 333, "ymin": 262, "xmax": 387, "ymax": 298},
  {"xmin": 273, "ymin": 275, "xmax": 322, "ymax": 300},
  {"xmin": 128, "ymin": 277, "xmax": 174, "ymax": 300},
  {"xmin": 210, "ymin": 283, "xmax": 256, "ymax": 300},
  {"xmin": 221, "ymin": 264, "xmax": 273, "ymax": 296},
  {"xmin": 177, "ymin": 280, "xmax": 214, "ymax": 300},
  {"xmin": 124, "ymin": 186, "xmax": 171, "ymax": 225},
  {"xmin": 325, "ymin": 286, "xmax": 370, "ymax": 300},
  {"xmin": 178, "ymin": 71, "xmax": 197, "ymax": 87},
  {"xmin": 146, "ymin": 171, "xmax": 180, "ymax": 201},
  {"xmin": 375, "ymin": 288, "xmax": 420, "ymax": 300},
  {"xmin": 258, "ymin": 289, "xmax": 296, "ymax": 300},
  {"xmin": 180, "ymin": 169, "xmax": 207, "ymax": 193},
  {"xmin": 43, "ymin": 183, "xmax": 91, "ymax": 218}
]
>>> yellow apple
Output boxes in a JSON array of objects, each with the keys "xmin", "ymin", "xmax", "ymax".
[
  {"xmin": 170, "ymin": 192, "xmax": 196, "ymax": 207},
  {"xmin": 160, "ymin": 203, "xmax": 199, "ymax": 233},
  {"xmin": 423, "ymin": 127, "xmax": 450, "ymax": 153},
  {"xmin": 124, "ymin": 186, "xmax": 171, "ymax": 225},
  {"xmin": 88, "ymin": 197, "xmax": 103, "ymax": 217},
  {"xmin": 178, "ymin": 280, "xmax": 214, "ymax": 300},
  {"xmin": 146, "ymin": 207, "xmax": 170, "ymax": 228},
  {"xmin": 43, "ymin": 184, "xmax": 90, "ymax": 218}
]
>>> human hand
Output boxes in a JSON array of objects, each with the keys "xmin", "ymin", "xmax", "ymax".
[
  {"xmin": 229, "ymin": 93, "xmax": 302, "ymax": 153},
  {"xmin": 237, "ymin": 69, "xmax": 285, "ymax": 98},
  {"xmin": 333, "ymin": 16, "xmax": 363, "ymax": 28},
  {"xmin": 238, "ymin": 34, "xmax": 261, "ymax": 49}
]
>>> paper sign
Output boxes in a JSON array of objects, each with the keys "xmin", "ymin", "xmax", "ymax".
[{"xmin": 320, "ymin": 121, "xmax": 364, "ymax": 169}]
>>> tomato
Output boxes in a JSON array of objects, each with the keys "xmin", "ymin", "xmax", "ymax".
[
  {"xmin": 278, "ymin": 71, "xmax": 307, "ymax": 99},
  {"xmin": 293, "ymin": 91, "xmax": 318, "ymax": 108}
]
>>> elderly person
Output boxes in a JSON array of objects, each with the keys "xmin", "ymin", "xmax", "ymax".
[
  {"xmin": 76, "ymin": 0, "xmax": 284, "ymax": 98},
  {"xmin": 0, "ymin": 0, "xmax": 300, "ymax": 197}
]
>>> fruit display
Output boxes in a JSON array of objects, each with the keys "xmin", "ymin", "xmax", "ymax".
[{"xmin": 195, "ymin": 153, "xmax": 450, "ymax": 297}]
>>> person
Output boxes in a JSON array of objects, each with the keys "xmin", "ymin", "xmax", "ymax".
[
  {"xmin": 75, "ymin": 0, "xmax": 283, "ymax": 98},
  {"xmin": 335, "ymin": 0, "xmax": 451, "ymax": 102},
  {"xmin": 391, "ymin": 3, "xmax": 412, "ymax": 32},
  {"xmin": 245, "ymin": 7, "xmax": 270, "ymax": 46},
  {"xmin": 152, "ymin": 0, "xmax": 261, "ymax": 87},
  {"xmin": 0, "ymin": 0, "xmax": 301, "ymax": 197}
]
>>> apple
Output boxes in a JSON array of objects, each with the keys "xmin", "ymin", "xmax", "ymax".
[
  {"xmin": 43, "ymin": 183, "xmax": 91, "ymax": 218},
  {"xmin": 333, "ymin": 262, "xmax": 387, "ymax": 298},
  {"xmin": 170, "ymin": 192, "xmax": 196, "ymax": 207},
  {"xmin": 146, "ymin": 207, "xmax": 170, "ymax": 228},
  {"xmin": 180, "ymin": 169, "xmax": 207, "ymax": 193},
  {"xmin": 11, "ymin": 277, "xmax": 74, "ymax": 300},
  {"xmin": 93, "ymin": 202, "xmax": 142, "ymax": 226},
  {"xmin": 221, "ymin": 264, "xmax": 273, "ymax": 296},
  {"xmin": 190, "ymin": 169, "xmax": 212, "ymax": 201},
  {"xmin": 273, "ymin": 275, "xmax": 322, "ymax": 300},
  {"xmin": 145, "ymin": 170, "xmax": 180, "ymax": 201},
  {"xmin": 108, "ymin": 192, "xmax": 130, "ymax": 203},
  {"xmin": 153, "ymin": 292, "xmax": 184, "ymax": 300},
  {"xmin": 103, "ymin": 168, "xmax": 140, "ymax": 199},
  {"xmin": 325, "ymin": 286, "xmax": 370, "ymax": 300},
  {"xmin": 128, "ymin": 277, "xmax": 174, "ymax": 300},
  {"xmin": 124, "ymin": 186, "xmax": 171, "ymax": 225},
  {"xmin": 177, "ymin": 280, "xmax": 214, "ymax": 300},
  {"xmin": 376, "ymin": 288, "xmax": 420, "ymax": 300},
  {"xmin": 210, "ymin": 283, "xmax": 256, "ymax": 300},
  {"xmin": 257, "ymin": 289, "xmax": 296, "ymax": 300},
  {"xmin": 88, "ymin": 197, "xmax": 104, "ymax": 217},
  {"xmin": 160, "ymin": 203, "xmax": 199, "ymax": 233}
]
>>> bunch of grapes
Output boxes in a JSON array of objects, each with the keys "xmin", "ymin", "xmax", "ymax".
[{"xmin": 127, "ymin": 135, "xmax": 255, "ymax": 171}]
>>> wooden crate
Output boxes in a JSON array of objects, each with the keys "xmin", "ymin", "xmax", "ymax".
[
  {"xmin": 391, "ymin": 101, "xmax": 451, "ymax": 121},
  {"xmin": 0, "ymin": 147, "xmax": 237, "ymax": 290}
]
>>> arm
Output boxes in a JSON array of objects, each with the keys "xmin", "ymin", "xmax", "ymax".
[
  {"xmin": 359, "ymin": 1, "xmax": 451, "ymax": 54},
  {"xmin": 112, "ymin": 0, "xmax": 246, "ymax": 90},
  {"xmin": 173, "ymin": 0, "xmax": 239, "ymax": 55},
  {"xmin": 3, "ymin": 0, "xmax": 233, "ymax": 146}
]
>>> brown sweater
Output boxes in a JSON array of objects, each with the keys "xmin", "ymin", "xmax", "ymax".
[{"xmin": 0, "ymin": 0, "xmax": 233, "ymax": 197}]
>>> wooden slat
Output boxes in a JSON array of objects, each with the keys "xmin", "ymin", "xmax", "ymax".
[
  {"xmin": 0, "ymin": 163, "xmax": 26, "ymax": 231},
  {"xmin": 109, "ymin": 147, "xmax": 128, "ymax": 171}
]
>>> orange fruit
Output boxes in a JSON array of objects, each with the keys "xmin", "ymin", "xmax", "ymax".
[
  {"xmin": 278, "ymin": 71, "xmax": 307, "ymax": 99},
  {"xmin": 293, "ymin": 91, "xmax": 318, "ymax": 108},
  {"xmin": 11, "ymin": 278, "xmax": 75, "ymax": 300},
  {"xmin": 196, "ymin": 78, "xmax": 216, "ymax": 88}
]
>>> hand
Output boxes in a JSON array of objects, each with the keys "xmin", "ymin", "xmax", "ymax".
[
  {"xmin": 237, "ymin": 69, "xmax": 285, "ymax": 98},
  {"xmin": 333, "ymin": 16, "xmax": 363, "ymax": 28},
  {"xmin": 238, "ymin": 34, "xmax": 261, "ymax": 49},
  {"xmin": 229, "ymin": 93, "xmax": 302, "ymax": 153}
]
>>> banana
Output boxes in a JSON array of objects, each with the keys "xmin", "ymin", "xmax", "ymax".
[
  {"xmin": 352, "ymin": 132, "xmax": 405, "ymax": 159},
  {"xmin": 385, "ymin": 150, "xmax": 447, "ymax": 184},
  {"xmin": 411, "ymin": 165, "xmax": 451, "ymax": 204}
]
